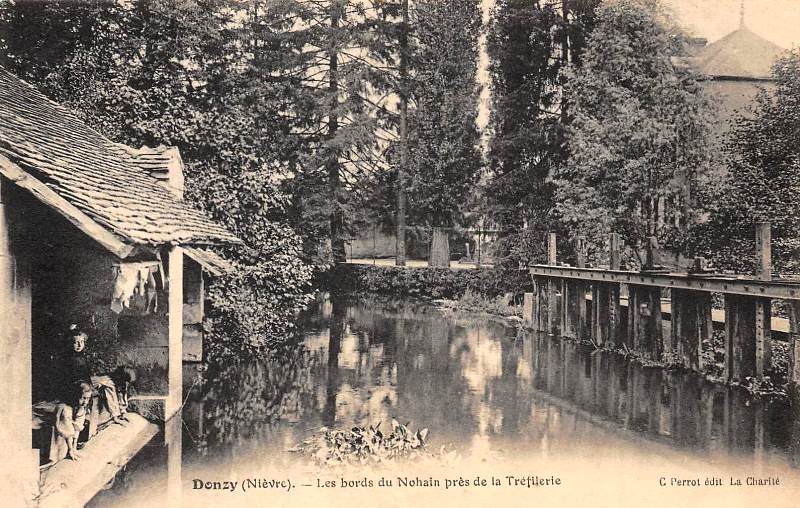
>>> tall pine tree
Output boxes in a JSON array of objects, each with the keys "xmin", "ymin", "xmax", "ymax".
[
  {"xmin": 484, "ymin": 0, "xmax": 598, "ymax": 266},
  {"xmin": 406, "ymin": 0, "xmax": 483, "ymax": 266}
]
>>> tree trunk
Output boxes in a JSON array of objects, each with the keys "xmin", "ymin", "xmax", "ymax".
[
  {"xmin": 328, "ymin": 4, "xmax": 346, "ymax": 264},
  {"xmin": 429, "ymin": 227, "xmax": 450, "ymax": 267},
  {"xmin": 396, "ymin": 0, "xmax": 409, "ymax": 266}
]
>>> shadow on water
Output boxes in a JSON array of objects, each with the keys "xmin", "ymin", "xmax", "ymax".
[{"xmin": 90, "ymin": 293, "xmax": 800, "ymax": 506}]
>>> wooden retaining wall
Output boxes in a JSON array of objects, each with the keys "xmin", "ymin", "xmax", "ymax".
[{"xmin": 523, "ymin": 224, "xmax": 800, "ymax": 386}]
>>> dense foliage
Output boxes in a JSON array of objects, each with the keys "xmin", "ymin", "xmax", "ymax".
[
  {"xmin": 484, "ymin": 0, "xmax": 599, "ymax": 267},
  {"xmin": 405, "ymin": 0, "xmax": 482, "ymax": 230},
  {"xmin": 323, "ymin": 264, "xmax": 532, "ymax": 300},
  {"xmin": 0, "ymin": 0, "xmax": 314, "ymax": 354},
  {"xmin": 553, "ymin": 0, "xmax": 714, "ymax": 266}
]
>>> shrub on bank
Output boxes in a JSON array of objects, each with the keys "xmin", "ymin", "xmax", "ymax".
[{"xmin": 322, "ymin": 263, "xmax": 532, "ymax": 300}]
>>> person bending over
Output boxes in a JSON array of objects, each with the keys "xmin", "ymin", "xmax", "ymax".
[{"xmin": 54, "ymin": 381, "xmax": 92, "ymax": 461}]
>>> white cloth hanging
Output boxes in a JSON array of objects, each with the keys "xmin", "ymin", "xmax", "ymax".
[{"xmin": 110, "ymin": 262, "xmax": 160, "ymax": 314}]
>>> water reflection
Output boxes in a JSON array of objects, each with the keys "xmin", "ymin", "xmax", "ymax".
[
  {"xmin": 296, "ymin": 296, "xmax": 795, "ymax": 466},
  {"xmin": 90, "ymin": 294, "xmax": 799, "ymax": 506}
]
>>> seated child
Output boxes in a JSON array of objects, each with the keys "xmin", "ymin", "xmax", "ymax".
[
  {"xmin": 65, "ymin": 325, "xmax": 134, "ymax": 426},
  {"xmin": 54, "ymin": 381, "xmax": 92, "ymax": 462}
]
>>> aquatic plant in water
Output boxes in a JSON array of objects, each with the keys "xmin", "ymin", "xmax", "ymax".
[{"xmin": 292, "ymin": 420, "xmax": 429, "ymax": 466}]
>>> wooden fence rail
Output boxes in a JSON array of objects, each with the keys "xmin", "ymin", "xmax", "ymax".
[{"xmin": 523, "ymin": 223, "xmax": 800, "ymax": 386}]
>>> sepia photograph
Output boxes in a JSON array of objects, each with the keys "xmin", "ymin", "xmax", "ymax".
[{"xmin": 1, "ymin": 0, "xmax": 800, "ymax": 506}]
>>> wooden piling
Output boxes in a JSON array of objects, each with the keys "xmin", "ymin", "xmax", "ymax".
[
  {"xmin": 724, "ymin": 295, "xmax": 771, "ymax": 381},
  {"xmin": 591, "ymin": 282, "xmax": 621, "ymax": 346},
  {"xmin": 523, "ymin": 292, "xmax": 534, "ymax": 327},
  {"xmin": 533, "ymin": 276, "xmax": 548, "ymax": 333},
  {"xmin": 547, "ymin": 232, "xmax": 557, "ymax": 265},
  {"xmin": 609, "ymin": 233, "xmax": 621, "ymax": 270},
  {"xmin": 670, "ymin": 289, "xmax": 712, "ymax": 371},
  {"xmin": 755, "ymin": 222, "xmax": 771, "ymax": 281},
  {"xmin": 576, "ymin": 236, "xmax": 586, "ymax": 269},
  {"xmin": 788, "ymin": 300, "xmax": 800, "ymax": 385},
  {"xmin": 546, "ymin": 233, "xmax": 559, "ymax": 335},
  {"xmin": 627, "ymin": 284, "xmax": 663, "ymax": 360},
  {"xmin": 561, "ymin": 279, "xmax": 587, "ymax": 339}
]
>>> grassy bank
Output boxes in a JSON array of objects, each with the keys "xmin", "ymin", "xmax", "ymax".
[{"xmin": 320, "ymin": 263, "xmax": 531, "ymax": 300}]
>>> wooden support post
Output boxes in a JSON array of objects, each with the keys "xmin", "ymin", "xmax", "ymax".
[
  {"xmin": 166, "ymin": 406, "xmax": 183, "ymax": 506},
  {"xmin": 0, "ymin": 179, "xmax": 37, "ymax": 506},
  {"xmin": 531, "ymin": 277, "xmax": 542, "ymax": 332},
  {"xmin": 670, "ymin": 289, "xmax": 712, "ymax": 371},
  {"xmin": 562, "ymin": 280, "xmax": 575, "ymax": 338},
  {"xmin": 755, "ymin": 222, "xmax": 771, "ymax": 281},
  {"xmin": 548, "ymin": 279, "xmax": 560, "ymax": 335},
  {"xmin": 523, "ymin": 292, "xmax": 534, "ymax": 327},
  {"xmin": 627, "ymin": 284, "xmax": 663, "ymax": 360},
  {"xmin": 644, "ymin": 236, "xmax": 658, "ymax": 270},
  {"xmin": 576, "ymin": 236, "xmax": 586, "ymax": 269},
  {"xmin": 755, "ymin": 298, "xmax": 771, "ymax": 377},
  {"xmin": 724, "ymin": 295, "xmax": 771, "ymax": 382},
  {"xmin": 591, "ymin": 284, "xmax": 603, "ymax": 344},
  {"xmin": 788, "ymin": 300, "xmax": 800, "ymax": 385},
  {"xmin": 545, "ymin": 234, "xmax": 559, "ymax": 334},
  {"xmin": 167, "ymin": 245, "xmax": 184, "ymax": 419},
  {"xmin": 562, "ymin": 279, "xmax": 587, "ymax": 339},
  {"xmin": 609, "ymin": 233, "xmax": 621, "ymax": 270},
  {"xmin": 547, "ymin": 232, "xmax": 557, "ymax": 265},
  {"xmin": 591, "ymin": 282, "xmax": 621, "ymax": 346},
  {"xmin": 537, "ymin": 277, "xmax": 549, "ymax": 333}
]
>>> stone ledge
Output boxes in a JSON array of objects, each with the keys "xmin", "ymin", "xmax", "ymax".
[{"xmin": 37, "ymin": 413, "xmax": 158, "ymax": 508}]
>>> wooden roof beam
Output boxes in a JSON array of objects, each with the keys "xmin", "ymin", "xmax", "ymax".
[{"xmin": 0, "ymin": 154, "xmax": 134, "ymax": 259}]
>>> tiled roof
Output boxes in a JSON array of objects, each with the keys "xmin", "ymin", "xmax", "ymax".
[
  {"xmin": 694, "ymin": 27, "xmax": 785, "ymax": 80},
  {"xmin": 0, "ymin": 66, "xmax": 240, "ymax": 247}
]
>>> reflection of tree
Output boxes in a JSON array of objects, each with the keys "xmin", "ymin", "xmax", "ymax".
[
  {"xmin": 394, "ymin": 308, "xmax": 479, "ymax": 445},
  {"xmin": 195, "ymin": 341, "xmax": 319, "ymax": 454},
  {"xmin": 489, "ymin": 337, "xmax": 527, "ymax": 435},
  {"xmin": 323, "ymin": 298, "xmax": 346, "ymax": 426}
]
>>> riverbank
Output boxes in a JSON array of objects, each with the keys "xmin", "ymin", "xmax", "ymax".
[{"xmin": 319, "ymin": 263, "xmax": 531, "ymax": 301}]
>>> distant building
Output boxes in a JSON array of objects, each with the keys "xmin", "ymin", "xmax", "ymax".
[{"xmin": 683, "ymin": 11, "xmax": 786, "ymax": 139}]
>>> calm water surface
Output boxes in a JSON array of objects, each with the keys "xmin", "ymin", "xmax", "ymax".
[{"xmin": 90, "ymin": 294, "xmax": 800, "ymax": 507}]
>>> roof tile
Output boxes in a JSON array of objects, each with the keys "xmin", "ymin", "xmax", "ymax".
[{"xmin": 0, "ymin": 66, "xmax": 240, "ymax": 247}]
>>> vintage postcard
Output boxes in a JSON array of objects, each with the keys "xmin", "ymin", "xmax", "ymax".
[{"xmin": 1, "ymin": 0, "xmax": 799, "ymax": 507}]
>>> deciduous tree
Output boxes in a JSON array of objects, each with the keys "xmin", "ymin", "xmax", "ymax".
[{"xmin": 553, "ymin": 0, "xmax": 713, "ymax": 265}]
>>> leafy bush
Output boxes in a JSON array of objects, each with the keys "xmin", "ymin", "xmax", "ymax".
[
  {"xmin": 323, "ymin": 264, "xmax": 532, "ymax": 300},
  {"xmin": 452, "ymin": 289, "xmax": 521, "ymax": 317},
  {"xmin": 293, "ymin": 420, "xmax": 429, "ymax": 466}
]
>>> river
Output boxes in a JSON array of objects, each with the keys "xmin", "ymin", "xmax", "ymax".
[{"xmin": 89, "ymin": 294, "xmax": 800, "ymax": 507}]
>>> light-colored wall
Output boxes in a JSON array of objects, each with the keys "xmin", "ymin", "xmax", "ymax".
[
  {"xmin": 347, "ymin": 228, "xmax": 397, "ymax": 259},
  {"xmin": 704, "ymin": 79, "xmax": 775, "ymax": 140},
  {"xmin": 0, "ymin": 177, "xmax": 37, "ymax": 505}
]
